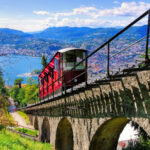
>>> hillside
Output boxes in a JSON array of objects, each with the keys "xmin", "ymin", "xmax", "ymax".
[
  {"xmin": 33, "ymin": 26, "xmax": 147, "ymax": 42},
  {"xmin": 0, "ymin": 25, "xmax": 147, "ymax": 56}
]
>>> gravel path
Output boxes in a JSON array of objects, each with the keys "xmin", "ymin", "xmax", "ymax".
[
  {"xmin": 8, "ymin": 97, "xmax": 34, "ymax": 129},
  {"xmin": 10, "ymin": 112, "xmax": 34, "ymax": 129}
]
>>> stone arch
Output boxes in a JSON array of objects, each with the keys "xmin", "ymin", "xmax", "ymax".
[
  {"xmin": 41, "ymin": 117, "xmax": 50, "ymax": 143},
  {"xmin": 89, "ymin": 117, "xmax": 150, "ymax": 150},
  {"xmin": 55, "ymin": 118, "xmax": 74, "ymax": 150},
  {"xmin": 89, "ymin": 117, "xmax": 129, "ymax": 150},
  {"xmin": 34, "ymin": 117, "xmax": 39, "ymax": 130}
]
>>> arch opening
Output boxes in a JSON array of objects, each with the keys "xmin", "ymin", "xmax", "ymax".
[
  {"xmin": 117, "ymin": 121, "xmax": 149, "ymax": 150},
  {"xmin": 34, "ymin": 117, "xmax": 39, "ymax": 130},
  {"xmin": 55, "ymin": 118, "xmax": 73, "ymax": 150},
  {"xmin": 89, "ymin": 117, "xmax": 129, "ymax": 150},
  {"xmin": 41, "ymin": 117, "xmax": 50, "ymax": 143},
  {"xmin": 89, "ymin": 117, "xmax": 149, "ymax": 150}
]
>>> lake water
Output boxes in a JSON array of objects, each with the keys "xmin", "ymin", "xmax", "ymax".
[{"xmin": 0, "ymin": 55, "xmax": 43, "ymax": 85}]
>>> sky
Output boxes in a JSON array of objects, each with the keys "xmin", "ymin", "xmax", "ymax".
[{"xmin": 0, "ymin": 0, "xmax": 150, "ymax": 32}]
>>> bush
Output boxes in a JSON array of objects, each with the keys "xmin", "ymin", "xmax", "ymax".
[
  {"xmin": 15, "ymin": 128, "xmax": 39, "ymax": 136},
  {"xmin": 123, "ymin": 137, "xmax": 150, "ymax": 150}
]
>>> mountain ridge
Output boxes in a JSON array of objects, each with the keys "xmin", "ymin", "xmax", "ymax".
[{"xmin": 0, "ymin": 25, "xmax": 147, "ymax": 56}]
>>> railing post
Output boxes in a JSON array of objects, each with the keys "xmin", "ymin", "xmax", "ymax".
[
  {"xmin": 36, "ymin": 93, "xmax": 38, "ymax": 103},
  {"xmin": 85, "ymin": 52, "xmax": 88, "ymax": 87},
  {"xmin": 61, "ymin": 76, "xmax": 63, "ymax": 96},
  {"xmin": 71, "ymin": 71, "xmax": 73, "ymax": 92},
  {"xmin": 146, "ymin": 10, "xmax": 150, "ymax": 62},
  {"xmin": 64, "ymin": 74, "xmax": 66, "ymax": 95},
  {"xmin": 47, "ymin": 75, "xmax": 48, "ymax": 95},
  {"xmin": 107, "ymin": 42, "xmax": 110, "ymax": 77},
  {"xmin": 52, "ymin": 79, "xmax": 54, "ymax": 98}
]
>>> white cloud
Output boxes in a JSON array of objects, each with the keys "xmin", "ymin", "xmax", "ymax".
[
  {"xmin": 42, "ymin": 2, "xmax": 149, "ymax": 28},
  {"xmin": 33, "ymin": 11, "xmax": 50, "ymax": 15},
  {"xmin": 33, "ymin": 2, "xmax": 150, "ymax": 18},
  {"xmin": 0, "ymin": 18, "xmax": 48, "ymax": 32},
  {"xmin": 93, "ymin": 2, "xmax": 150, "ymax": 18},
  {"xmin": 0, "ymin": 1, "xmax": 149, "ymax": 32},
  {"xmin": 113, "ymin": 1, "xmax": 119, "ymax": 4}
]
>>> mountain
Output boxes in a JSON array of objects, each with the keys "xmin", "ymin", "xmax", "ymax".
[
  {"xmin": 0, "ymin": 25, "xmax": 147, "ymax": 56},
  {"xmin": 0, "ymin": 28, "xmax": 27, "ymax": 36},
  {"xmin": 33, "ymin": 26, "xmax": 121, "ymax": 42},
  {"xmin": 33, "ymin": 25, "xmax": 147, "ymax": 43},
  {"xmin": 0, "ymin": 28, "xmax": 71, "ymax": 56},
  {"xmin": 0, "ymin": 28, "xmax": 33, "ymax": 45}
]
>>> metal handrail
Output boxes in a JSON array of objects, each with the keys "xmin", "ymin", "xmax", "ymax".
[
  {"xmin": 41, "ymin": 34, "xmax": 148, "ymax": 93},
  {"xmin": 110, "ymin": 35, "xmax": 149, "ymax": 59},
  {"xmin": 24, "ymin": 9, "xmax": 150, "ymax": 107}
]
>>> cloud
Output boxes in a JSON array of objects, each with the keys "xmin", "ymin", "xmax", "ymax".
[
  {"xmin": 113, "ymin": 1, "xmax": 119, "ymax": 4},
  {"xmin": 0, "ymin": 1, "xmax": 149, "ymax": 32},
  {"xmin": 33, "ymin": 2, "xmax": 150, "ymax": 18},
  {"xmin": 33, "ymin": 11, "xmax": 50, "ymax": 15},
  {"xmin": 93, "ymin": 2, "xmax": 150, "ymax": 18},
  {"xmin": 0, "ymin": 18, "xmax": 47, "ymax": 32},
  {"xmin": 41, "ymin": 2, "xmax": 149, "ymax": 28}
]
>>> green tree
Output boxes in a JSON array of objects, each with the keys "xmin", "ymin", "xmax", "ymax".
[
  {"xmin": 27, "ymin": 77, "xmax": 37, "ymax": 86},
  {"xmin": 0, "ymin": 68, "xmax": 9, "ymax": 108},
  {"xmin": 41, "ymin": 55, "xmax": 48, "ymax": 69},
  {"xmin": 14, "ymin": 78, "xmax": 24, "ymax": 88},
  {"xmin": 17, "ymin": 88, "xmax": 25, "ymax": 105},
  {"xmin": 10, "ymin": 86, "xmax": 19, "ymax": 103},
  {"xmin": 24, "ymin": 84, "xmax": 38, "ymax": 104},
  {"xmin": 32, "ymin": 69, "xmax": 41, "ymax": 75}
]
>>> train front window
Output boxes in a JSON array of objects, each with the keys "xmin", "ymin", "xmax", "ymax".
[
  {"xmin": 63, "ymin": 50, "xmax": 86, "ymax": 70},
  {"xmin": 63, "ymin": 51, "xmax": 76, "ymax": 70},
  {"xmin": 75, "ymin": 51, "xmax": 86, "ymax": 70}
]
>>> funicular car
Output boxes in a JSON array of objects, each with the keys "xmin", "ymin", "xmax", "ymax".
[{"xmin": 39, "ymin": 48, "xmax": 87, "ymax": 100}]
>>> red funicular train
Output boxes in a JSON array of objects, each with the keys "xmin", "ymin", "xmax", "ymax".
[{"xmin": 39, "ymin": 48, "xmax": 87, "ymax": 100}]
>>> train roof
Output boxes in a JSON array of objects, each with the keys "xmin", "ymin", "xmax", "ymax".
[{"xmin": 58, "ymin": 47, "xmax": 87, "ymax": 53}]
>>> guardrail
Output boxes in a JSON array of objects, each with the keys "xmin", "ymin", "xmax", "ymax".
[{"xmin": 22, "ymin": 9, "xmax": 150, "ymax": 108}]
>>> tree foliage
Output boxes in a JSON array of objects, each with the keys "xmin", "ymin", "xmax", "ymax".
[
  {"xmin": 123, "ymin": 137, "xmax": 150, "ymax": 150},
  {"xmin": 27, "ymin": 77, "xmax": 37, "ymax": 85},
  {"xmin": 10, "ymin": 77, "xmax": 38, "ymax": 106},
  {"xmin": 41, "ymin": 55, "xmax": 48, "ymax": 70},
  {"xmin": 0, "ymin": 75, "xmax": 9, "ymax": 108},
  {"xmin": 14, "ymin": 78, "xmax": 24, "ymax": 88}
]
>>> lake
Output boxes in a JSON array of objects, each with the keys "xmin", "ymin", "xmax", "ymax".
[{"xmin": 0, "ymin": 55, "xmax": 43, "ymax": 85}]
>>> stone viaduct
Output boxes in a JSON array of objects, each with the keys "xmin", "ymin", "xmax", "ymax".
[{"xmin": 22, "ymin": 69, "xmax": 150, "ymax": 150}]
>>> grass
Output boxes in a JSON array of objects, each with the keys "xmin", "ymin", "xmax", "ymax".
[
  {"xmin": 15, "ymin": 127, "xmax": 39, "ymax": 136},
  {"xmin": 0, "ymin": 127, "xmax": 53, "ymax": 150},
  {"xmin": 0, "ymin": 108, "xmax": 16, "ymax": 126},
  {"xmin": 17, "ymin": 111, "xmax": 30, "ymax": 124}
]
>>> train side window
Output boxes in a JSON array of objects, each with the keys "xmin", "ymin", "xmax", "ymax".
[{"xmin": 54, "ymin": 59, "xmax": 59, "ymax": 71}]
